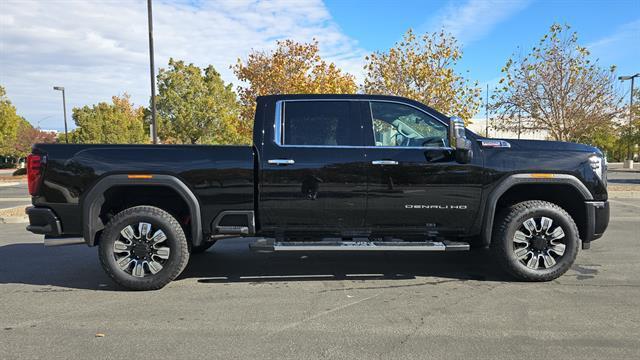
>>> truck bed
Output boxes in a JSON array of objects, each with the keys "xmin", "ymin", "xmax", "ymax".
[{"xmin": 32, "ymin": 143, "xmax": 255, "ymax": 237}]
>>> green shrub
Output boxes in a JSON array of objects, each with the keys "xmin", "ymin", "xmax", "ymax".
[{"xmin": 12, "ymin": 168, "xmax": 26, "ymax": 176}]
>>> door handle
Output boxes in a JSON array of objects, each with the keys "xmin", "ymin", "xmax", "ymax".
[
  {"xmin": 268, "ymin": 159, "xmax": 295, "ymax": 165},
  {"xmin": 371, "ymin": 160, "xmax": 398, "ymax": 165}
]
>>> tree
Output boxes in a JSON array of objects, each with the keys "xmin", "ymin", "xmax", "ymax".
[
  {"xmin": 492, "ymin": 24, "xmax": 622, "ymax": 142},
  {"xmin": 233, "ymin": 39, "xmax": 357, "ymax": 139},
  {"xmin": 72, "ymin": 94, "xmax": 148, "ymax": 144},
  {"xmin": 0, "ymin": 85, "xmax": 21, "ymax": 157},
  {"xmin": 13, "ymin": 118, "xmax": 57, "ymax": 159},
  {"xmin": 363, "ymin": 29, "xmax": 481, "ymax": 122},
  {"xmin": 156, "ymin": 59, "xmax": 244, "ymax": 145}
]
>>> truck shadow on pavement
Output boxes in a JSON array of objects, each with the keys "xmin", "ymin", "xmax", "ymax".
[
  {"xmin": 184, "ymin": 239, "xmax": 509, "ymax": 284},
  {"xmin": 0, "ymin": 238, "xmax": 508, "ymax": 291}
]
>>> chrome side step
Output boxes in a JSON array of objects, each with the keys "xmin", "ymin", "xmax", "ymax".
[
  {"xmin": 215, "ymin": 225, "xmax": 249, "ymax": 235},
  {"xmin": 44, "ymin": 236, "xmax": 85, "ymax": 247},
  {"xmin": 249, "ymin": 239, "xmax": 469, "ymax": 252}
]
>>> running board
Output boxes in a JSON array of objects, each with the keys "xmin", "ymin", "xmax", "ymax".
[{"xmin": 249, "ymin": 239, "xmax": 469, "ymax": 252}]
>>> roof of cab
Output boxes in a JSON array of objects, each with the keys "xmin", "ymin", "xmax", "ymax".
[{"xmin": 256, "ymin": 94, "xmax": 449, "ymax": 121}]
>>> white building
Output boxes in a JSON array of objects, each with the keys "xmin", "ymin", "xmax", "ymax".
[{"xmin": 468, "ymin": 118, "xmax": 549, "ymax": 140}]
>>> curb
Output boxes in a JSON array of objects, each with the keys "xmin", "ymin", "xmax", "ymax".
[{"xmin": 0, "ymin": 182, "xmax": 20, "ymax": 187}]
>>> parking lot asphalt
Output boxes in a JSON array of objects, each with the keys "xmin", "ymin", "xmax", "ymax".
[
  {"xmin": 0, "ymin": 198, "xmax": 639, "ymax": 359},
  {"xmin": 0, "ymin": 182, "xmax": 30, "ymax": 210}
]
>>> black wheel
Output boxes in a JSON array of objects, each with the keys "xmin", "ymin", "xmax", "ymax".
[
  {"xmin": 190, "ymin": 242, "xmax": 215, "ymax": 254},
  {"xmin": 492, "ymin": 200, "xmax": 579, "ymax": 281},
  {"xmin": 98, "ymin": 206, "xmax": 190, "ymax": 290}
]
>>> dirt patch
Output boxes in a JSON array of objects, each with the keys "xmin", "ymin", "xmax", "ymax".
[
  {"xmin": 0, "ymin": 206, "xmax": 27, "ymax": 217},
  {"xmin": 607, "ymin": 184, "xmax": 640, "ymax": 192}
]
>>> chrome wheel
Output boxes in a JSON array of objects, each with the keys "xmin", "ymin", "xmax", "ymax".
[
  {"xmin": 512, "ymin": 216, "xmax": 566, "ymax": 270},
  {"xmin": 112, "ymin": 222, "xmax": 170, "ymax": 277}
]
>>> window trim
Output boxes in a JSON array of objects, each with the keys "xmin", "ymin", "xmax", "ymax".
[{"xmin": 273, "ymin": 99, "xmax": 452, "ymax": 150}]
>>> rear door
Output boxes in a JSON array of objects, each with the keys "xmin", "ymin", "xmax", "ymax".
[
  {"xmin": 259, "ymin": 99, "xmax": 368, "ymax": 235},
  {"xmin": 362, "ymin": 100, "xmax": 484, "ymax": 238}
]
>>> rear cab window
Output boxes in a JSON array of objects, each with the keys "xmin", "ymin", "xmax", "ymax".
[{"xmin": 279, "ymin": 101, "xmax": 362, "ymax": 146}]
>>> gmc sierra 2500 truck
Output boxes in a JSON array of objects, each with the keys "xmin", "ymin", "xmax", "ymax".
[{"xmin": 26, "ymin": 94, "xmax": 609, "ymax": 290}]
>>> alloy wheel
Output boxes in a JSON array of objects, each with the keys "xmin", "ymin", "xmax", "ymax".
[
  {"xmin": 112, "ymin": 222, "xmax": 170, "ymax": 277},
  {"xmin": 512, "ymin": 217, "xmax": 566, "ymax": 270}
]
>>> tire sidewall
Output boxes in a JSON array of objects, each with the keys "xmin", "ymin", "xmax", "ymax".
[
  {"xmin": 99, "ymin": 208, "xmax": 187, "ymax": 290},
  {"xmin": 500, "ymin": 205, "xmax": 579, "ymax": 279}
]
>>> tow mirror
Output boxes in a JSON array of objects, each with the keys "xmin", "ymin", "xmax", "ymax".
[{"xmin": 448, "ymin": 116, "xmax": 473, "ymax": 164}]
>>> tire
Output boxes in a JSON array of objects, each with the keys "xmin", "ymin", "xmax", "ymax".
[
  {"xmin": 190, "ymin": 242, "xmax": 215, "ymax": 254},
  {"xmin": 98, "ymin": 206, "xmax": 190, "ymax": 290},
  {"xmin": 491, "ymin": 200, "xmax": 579, "ymax": 281}
]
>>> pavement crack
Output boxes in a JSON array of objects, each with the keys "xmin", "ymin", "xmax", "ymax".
[{"xmin": 263, "ymin": 292, "xmax": 382, "ymax": 338}]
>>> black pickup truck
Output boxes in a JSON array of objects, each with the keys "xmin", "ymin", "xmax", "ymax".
[{"xmin": 26, "ymin": 94, "xmax": 609, "ymax": 290}]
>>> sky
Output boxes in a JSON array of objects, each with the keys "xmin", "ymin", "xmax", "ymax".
[{"xmin": 1, "ymin": 0, "xmax": 638, "ymax": 131}]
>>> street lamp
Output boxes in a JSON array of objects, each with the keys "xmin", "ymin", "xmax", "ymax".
[
  {"xmin": 147, "ymin": 0, "xmax": 158, "ymax": 144},
  {"xmin": 619, "ymin": 73, "xmax": 639, "ymax": 164},
  {"xmin": 53, "ymin": 86, "xmax": 69, "ymax": 144}
]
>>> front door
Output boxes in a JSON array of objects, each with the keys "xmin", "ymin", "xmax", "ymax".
[
  {"xmin": 362, "ymin": 100, "xmax": 483, "ymax": 238},
  {"xmin": 259, "ymin": 100, "xmax": 368, "ymax": 236}
]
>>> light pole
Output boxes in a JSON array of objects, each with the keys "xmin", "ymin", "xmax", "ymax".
[
  {"xmin": 53, "ymin": 86, "xmax": 69, "ymax": 143},
  {"xmin": 147, "ymin": 0, "xmax": 158, "ymax": 144},
  {"xmin": 485, "ymin": 84, "xmax": 489, "ymax": 137},
  {"xmin": 619, "ymin": 73, "xmax": 639, "ymax": 163}
]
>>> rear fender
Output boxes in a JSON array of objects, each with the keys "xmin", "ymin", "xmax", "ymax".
[{"xmin": 81, "ymin": 174, "xmax": 202, "ymax": 246}]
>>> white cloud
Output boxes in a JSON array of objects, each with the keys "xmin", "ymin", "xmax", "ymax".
[
  {"xmin": 587, "ymin": 19, "xmax": 640, "ymax": 70},
  {"xmin": 0, "ymin": 0, "xmax": 368, "ymax": 130},
  {"xmin": 424, "ymin": 0, "xmax": 530, "ymax": 45}
]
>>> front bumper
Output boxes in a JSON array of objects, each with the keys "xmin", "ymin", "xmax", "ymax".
[{"xmin": 582, "ymin": 200, "xmax": 609, "ymax": 249}]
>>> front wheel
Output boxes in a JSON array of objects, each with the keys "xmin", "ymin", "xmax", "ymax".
[
  {"xmin": 98, "ymin": 206, "xmax": 190, "ymax": 290},
  {"xmin": 492, "ymin": 200, "xmax": 579, "ymax": 281}
]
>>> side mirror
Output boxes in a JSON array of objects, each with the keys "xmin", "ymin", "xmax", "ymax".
[{"xmin": 448, "ymin": 116, "xmax": 473, "ymax": 164}]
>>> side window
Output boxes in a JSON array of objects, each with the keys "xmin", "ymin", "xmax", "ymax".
[
  {"xmin": 282, "ymin": 101, "xmax": 359, "ymax": 146},
  {"xmin": 370, "ymin": 102, "xmax": 447, "ymax": 147}
]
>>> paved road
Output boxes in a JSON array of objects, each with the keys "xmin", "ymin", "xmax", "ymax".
[
  {"xmin": 608, "ymin": 170, "xmax": 640, "ymax": 185},
  {"xmin": 0, "ymin": 182, "xmax": 30, "ymax": 209},
  {"xmin": 1, "ymin": 199, "xmax": 639, "ymax": 359}
]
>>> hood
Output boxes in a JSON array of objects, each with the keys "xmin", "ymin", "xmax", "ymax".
[{"xmin": 492, "ymin": 139, "xmax": 601, "ymax": 154}]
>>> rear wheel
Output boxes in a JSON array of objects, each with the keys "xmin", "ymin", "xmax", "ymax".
[
  {"xmin": 98, "ymin": 206, "xmax": 189, "ymax": 290},
  {"xmin": 492, "ymin": 200, "xmax": 579, "ymax": 281}
]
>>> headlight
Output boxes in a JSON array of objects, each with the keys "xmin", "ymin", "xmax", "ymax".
[{"xmin": 589, "ymin": 155, "xmax": 603, "ymax": 179}]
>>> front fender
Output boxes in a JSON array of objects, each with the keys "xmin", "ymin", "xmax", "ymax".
[{"xmin": 481, "ymin": 173, "xmax": 592, "ymax": 246}]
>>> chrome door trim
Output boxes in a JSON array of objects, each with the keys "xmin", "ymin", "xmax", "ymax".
[
  {"xmin": 273, "ymin": 99, "xmax": 451, "ymax": 150},
  {"xmin": 267, "ymin": 159, "xmax": 295, "ymax": 165},
  {"xmin": 371, "ymin": 160, "xmax": 399, "ymax": 165}
]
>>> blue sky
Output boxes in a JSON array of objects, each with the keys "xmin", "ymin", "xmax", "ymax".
[
  {"xmin": 1, "ymin": 0, "xmax": 638, "ymax": 131},
  {"xmin": 326, "ymin": 0, "xmax": 639, "ymax": 88}
]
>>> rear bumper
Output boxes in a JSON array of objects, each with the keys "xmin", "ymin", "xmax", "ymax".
[
  {"xmin": 582, "ymin": 200, "xmax": 609, "ymax": 249},
  {"xmin": 26, "ymin": 206, "xmax": 62, "ymax": 236},
  {"xmin": 26, "ymin": 206, "xmax": 86, "ymax": 246}
]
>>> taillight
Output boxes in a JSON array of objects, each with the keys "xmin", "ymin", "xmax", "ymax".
[{"xmin": 27, "ymin": 154, "xmax": 43, "ymax": 196}]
